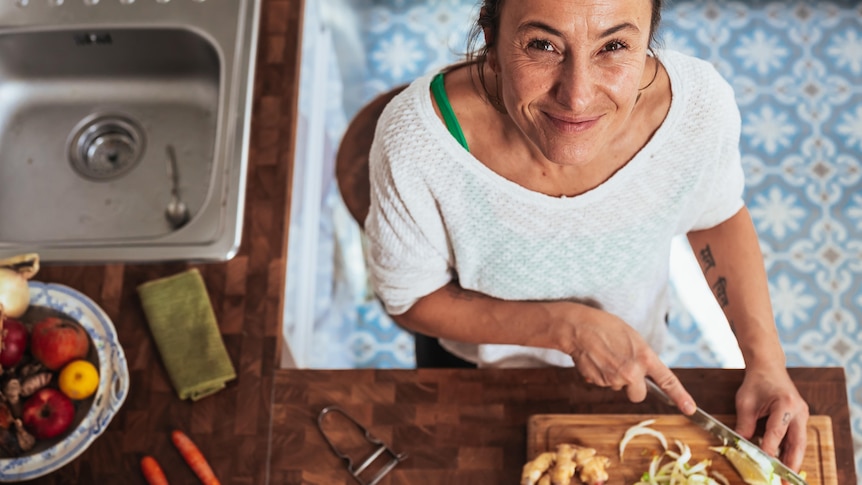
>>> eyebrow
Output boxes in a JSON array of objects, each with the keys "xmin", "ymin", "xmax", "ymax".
[{"xmin": 520, "ymin": 21, "xmax": 640, "ymax": 39}]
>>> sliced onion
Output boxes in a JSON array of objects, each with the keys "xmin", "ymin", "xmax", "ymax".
[
  {"xmin": 710, "ymin": 470, "xmax": 730, "ymax": 485},
  {"xmin": 628, "ymin": 422, "xmax": 723, "ymax": 485},
  {"xmin": 620, "ymin": 419, "xmax": 669, "ymax": 461},
  {"xmin": 687, "ymin": 458, "xmax": 711, "ymax": 476}
]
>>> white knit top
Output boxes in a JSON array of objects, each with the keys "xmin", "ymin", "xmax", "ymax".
[{"xmin": 365, "ymin": 49, "xmax": 745, "ymax": 367}]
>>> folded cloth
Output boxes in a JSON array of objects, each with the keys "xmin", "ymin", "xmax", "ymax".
[{"xmin": 137, "ymin": 268, "xmax": 236, "ymax": 401}]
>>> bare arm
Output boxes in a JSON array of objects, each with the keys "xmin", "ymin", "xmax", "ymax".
[
  {"xmin": 395, "ymin": 282, "xmax": 696, "ymax": 413},
  {"xmin": 687, "ymin": 207, "xmax": 809, "ymax": 470}
]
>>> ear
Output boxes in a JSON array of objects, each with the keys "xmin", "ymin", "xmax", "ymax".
[
  {"xmin": 480, "ymin": 7, "xmax": 499, "ymax": 72},
  {"xmin": 481, "ymin": 8, "xmax": 494, "ymax": 45},
  {"xmin": 482, "ymin": 26, "xmax": 499, "ymax": 73}
]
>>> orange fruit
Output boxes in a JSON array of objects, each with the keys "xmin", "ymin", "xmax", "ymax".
[{"xmin": 58, "ymin": 359, "xmax": 99, "ymax": 400}]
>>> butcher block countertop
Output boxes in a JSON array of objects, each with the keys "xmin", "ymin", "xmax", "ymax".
[
  {"xmin": 16, "ymin": 1, "xmax": 858, "ymax": 484},
  {"xmin": 269, "ymin": 367, "xmax": 856, "ymax": 485}
]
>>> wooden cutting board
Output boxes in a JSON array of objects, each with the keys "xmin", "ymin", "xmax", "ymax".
[{"xmin": 527, "ymin": 414, "xmax": 836, "ymax": 485}]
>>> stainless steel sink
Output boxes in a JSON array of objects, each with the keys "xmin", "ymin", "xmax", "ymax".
[{"xmin": 0, "ymin": 0, "xmax": 261, "ymax": 262}]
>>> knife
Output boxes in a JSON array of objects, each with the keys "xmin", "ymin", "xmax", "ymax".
[{"xmin": 645, "ymin": 378, "xmax": 808, "ymax": 485}]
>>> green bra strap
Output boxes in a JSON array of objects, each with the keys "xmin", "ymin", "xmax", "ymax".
[{"xmin": 431, "ymin": 72, "xmax": 469, "ymax": 151}]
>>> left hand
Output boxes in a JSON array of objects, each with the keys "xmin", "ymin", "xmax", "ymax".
[{"xmin": 734, "ymin": 365, "xmax": 809, "ymax": 471}]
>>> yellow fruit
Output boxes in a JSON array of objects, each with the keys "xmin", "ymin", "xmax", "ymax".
[{"xmin": 58, "ymin": 360, "xmax": 100, "ymax": 400}]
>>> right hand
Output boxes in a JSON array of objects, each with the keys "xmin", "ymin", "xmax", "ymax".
[{"xmin": 565, "ymin": 306, "xmax": 696, "ymax": 415}]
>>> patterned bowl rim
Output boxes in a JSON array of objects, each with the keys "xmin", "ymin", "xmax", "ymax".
[{"xmin": 0, "ymin": 281, "xmax": 130, "ymax": 481}]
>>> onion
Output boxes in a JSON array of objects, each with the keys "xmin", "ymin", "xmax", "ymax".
[
  {"xmin": 625, "ymin": 419, "xmax": 723, "ymax": 485},
  {"xmin": 0, "ymin": 253, "xmax": 40, "ymax": 319},
  {"xmin": 710, "ymin": 470, "xmax": 730, "ymax": 485},
  {"xmin": 0, "ymin": 267, "xmax": 31, "ymax": 318},
  {"xmin": 620, "ymin": 419, "xmax": 668, "ymax": 461}
]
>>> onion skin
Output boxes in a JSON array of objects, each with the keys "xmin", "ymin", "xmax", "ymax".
[{"xmin": 0, "ymin": 267, "xmax": 30, "ymax": 319}]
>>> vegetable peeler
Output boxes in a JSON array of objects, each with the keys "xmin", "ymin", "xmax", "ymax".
[{"xmin": 317, "ymin": 405, "xmax": 408, "ymax": 485}]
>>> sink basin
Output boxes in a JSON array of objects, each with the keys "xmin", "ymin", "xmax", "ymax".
[{"xmin": 0, "ymin": 0, "xmax": 261, "ymax": 262}]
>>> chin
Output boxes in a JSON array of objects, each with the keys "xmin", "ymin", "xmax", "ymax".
[
  {"xmin": 538, "ymin": 142, "xmax": 598, "ymax": 168},
  {"xmin": 530, "ymin": 125, "xmax": 605, "ymax": 168}
]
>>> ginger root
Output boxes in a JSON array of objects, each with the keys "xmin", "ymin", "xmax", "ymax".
[
  {"xmin": 576, "ymin": 450, "xmax": 610, "ymax": 485},
  {"xmin": 550, "ymin": 444, "xmax": 578, "ymax": 484},
  {"xmin": 14, "ymin": 419, "xmax": 34, "ymax": 452},
  {"xmin": 20, "ymin": 372, "xmax": 52, "ymax": 397},
  {"xmin": 522, "ymin": 451, "xmax": 556, "ymax": 485},
  {"xmin": 521, "ymin": 444, "xmax": 611, "ymax": 485}
]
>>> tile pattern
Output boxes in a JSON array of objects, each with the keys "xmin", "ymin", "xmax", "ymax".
[{"xmin": 298, "ymin": 0, "xmax": 862, "ymax": 474}]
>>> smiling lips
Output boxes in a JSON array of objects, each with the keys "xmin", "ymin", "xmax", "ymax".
[{"xmin": 545, "ymin": 112, "xmax": 601, "ymax": 133}]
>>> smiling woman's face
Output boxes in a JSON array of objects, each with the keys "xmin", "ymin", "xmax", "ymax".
[{"xmin": 488, "ymin": 0, "xmax": 654, "ymax": 167}]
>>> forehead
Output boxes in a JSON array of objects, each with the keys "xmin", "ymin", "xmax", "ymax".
[{"xmin": 498, "ymin": 0, "xmax": 653, "ymax": 35}]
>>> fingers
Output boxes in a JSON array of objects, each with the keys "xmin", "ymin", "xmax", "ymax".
[
  {"xmin": 759, "ymin": 409, "xmax": 791, "ymax": 458},
  {"xmin": 625, "ymin": 378, "xmax": 647, "ymax": 403},
  {"xmin": 778, "ymin": 415, "xmax": 808, "ymax": 472},
  {"xmin": 734, "ymin": 372, "xmax": 810, "ymax": 472},
  {"xmin": 569, "ymin": 318, "xmax": 687, "ymax": 407},
  {"xmin": 575, "ymin": 343, "xmax": 695, "ymax": 412},
  {"xmin": 647, "ymin": 366, "xmax": 696, "ymax": 415},
  {"xmin": 733, "ymin": 404, "xmax": 758, "ymax": 441},
  {"xmin": 758, "ymin": 404, "xmax": 809, "ymax": 472}
]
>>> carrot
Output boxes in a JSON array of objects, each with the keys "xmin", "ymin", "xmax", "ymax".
[
  {"xmin": 171, "ymin": 429, "xmax": 221, "ymax": 485},
  {"xmin": 140, "ymin": 455, "xmax": 170, "ymax": 485}
]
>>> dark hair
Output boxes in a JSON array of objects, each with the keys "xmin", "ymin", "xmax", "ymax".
[{"xmin": 466, "ymin": 0, "xmax": 664, "ymax": 104}]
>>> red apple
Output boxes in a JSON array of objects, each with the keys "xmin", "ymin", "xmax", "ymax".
[
  {"xmin": 0, "ymin": 317, "xmax": 29, "ymax": 368},
  {"xmin": 21, "ymin": 388, "xmax": 76, "ymax": 440},
  {"xmin": 30, "ymin": 317, "xmax": 90, "ymax": 371}
]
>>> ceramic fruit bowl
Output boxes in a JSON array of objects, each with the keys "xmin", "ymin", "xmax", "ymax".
[{"xmin": 0, "ymin": 281, "xmax": 129, "ymax": 481}]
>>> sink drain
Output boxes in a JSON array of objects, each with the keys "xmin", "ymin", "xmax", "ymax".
[{"xmin": 68, "ymin": 114, "xmax": 146, "ymax": 180}]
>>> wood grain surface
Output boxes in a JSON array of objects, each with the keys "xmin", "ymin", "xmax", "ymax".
[
  {"xmin": 270, "ymin": 367, "xmax": 856, "ymax": 485},
  {"xmin": 527, "ymin": 414, "xmax": 836, "ymax": 485}
]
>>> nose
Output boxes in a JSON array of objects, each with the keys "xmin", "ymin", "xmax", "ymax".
[{"xmin": 554, "ymin": 55, "xmax": 594, "ymax": 111}]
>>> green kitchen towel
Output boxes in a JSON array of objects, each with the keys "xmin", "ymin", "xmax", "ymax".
[{"xmin": 137, "ymin": 268, "xmax": 236, "ymax": 401}]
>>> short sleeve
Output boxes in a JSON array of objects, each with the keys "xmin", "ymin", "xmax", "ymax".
[
  {"xmin": 688, "ymin": 74, "xmax": 746, "ymax": 231},
  {"xmin": 364, "ymin": 95, "xmax": 453, "ymax": 315}
]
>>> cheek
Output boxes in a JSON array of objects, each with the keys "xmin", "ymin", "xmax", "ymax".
[
  {"xmin": 599, "ymin": 64, "xmax": 644, "ymax": 106},
  {"xmin": 504, "ymin": 61, "xmax": 556, "ymax": 100}
]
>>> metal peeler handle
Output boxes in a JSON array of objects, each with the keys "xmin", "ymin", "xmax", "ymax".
[{"xmin": 317, "ymin": 405, "xmax": 408, "ymax": 485}]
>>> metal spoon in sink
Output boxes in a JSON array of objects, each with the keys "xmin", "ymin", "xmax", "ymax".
[{"xmin": 165, "ymin": 145, "xmax": 190, "ymax": 229}]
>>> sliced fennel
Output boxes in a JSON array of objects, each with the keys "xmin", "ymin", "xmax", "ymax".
[
  {"xmin": 621, "ymin": 420, "xmax": 726, "ymax": 485},
  {"xmin": 620, "ymin": 419, "xmax": 668, "ymax": 462},
  {"xmin": 633, "ymin": 440, "xmax": 723, "ymax": 485},
  {"xmin": 709, "ymin": 446, "xmax": 781, "ymax": 485}
]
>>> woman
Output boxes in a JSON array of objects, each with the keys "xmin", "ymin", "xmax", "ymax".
[{"xmin": 364, "ymin": 0, "xmax": 809, "ymax": 471}]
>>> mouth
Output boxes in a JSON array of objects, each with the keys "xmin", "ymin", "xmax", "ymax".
[{"xmin": 544, "ymin": 112, "xmax": 601, "ymax": 134}]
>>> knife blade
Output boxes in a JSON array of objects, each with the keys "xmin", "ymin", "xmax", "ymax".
[{"xmin": 645, "ymin": 378, "xmax": 808, "ymax": 485}]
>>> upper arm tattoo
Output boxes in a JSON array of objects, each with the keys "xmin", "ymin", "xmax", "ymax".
[
  {"xmin": 698, "ymin": 244, "xmax": 716, "ymax": 273},
  {"xmin": 712, "ymin": 277, "xmax": 729, "ymax": 308},
  {"xmin": 697, "ymin": 244, "xmax": 729, "ymax": 308}
]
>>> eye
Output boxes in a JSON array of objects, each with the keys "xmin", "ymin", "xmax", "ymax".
[
  {"xmin": 527, "ymin": 39, "xmax": 556, "ymax": 53},
  {"xmin": 603, "ymin": 40, "xmax": 629, "ymax": 52}
]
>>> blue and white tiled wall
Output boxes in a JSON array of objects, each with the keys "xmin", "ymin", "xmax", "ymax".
[{"xmin": 287, "ymin": 0, "xmax": 862, "ymax": 473}]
